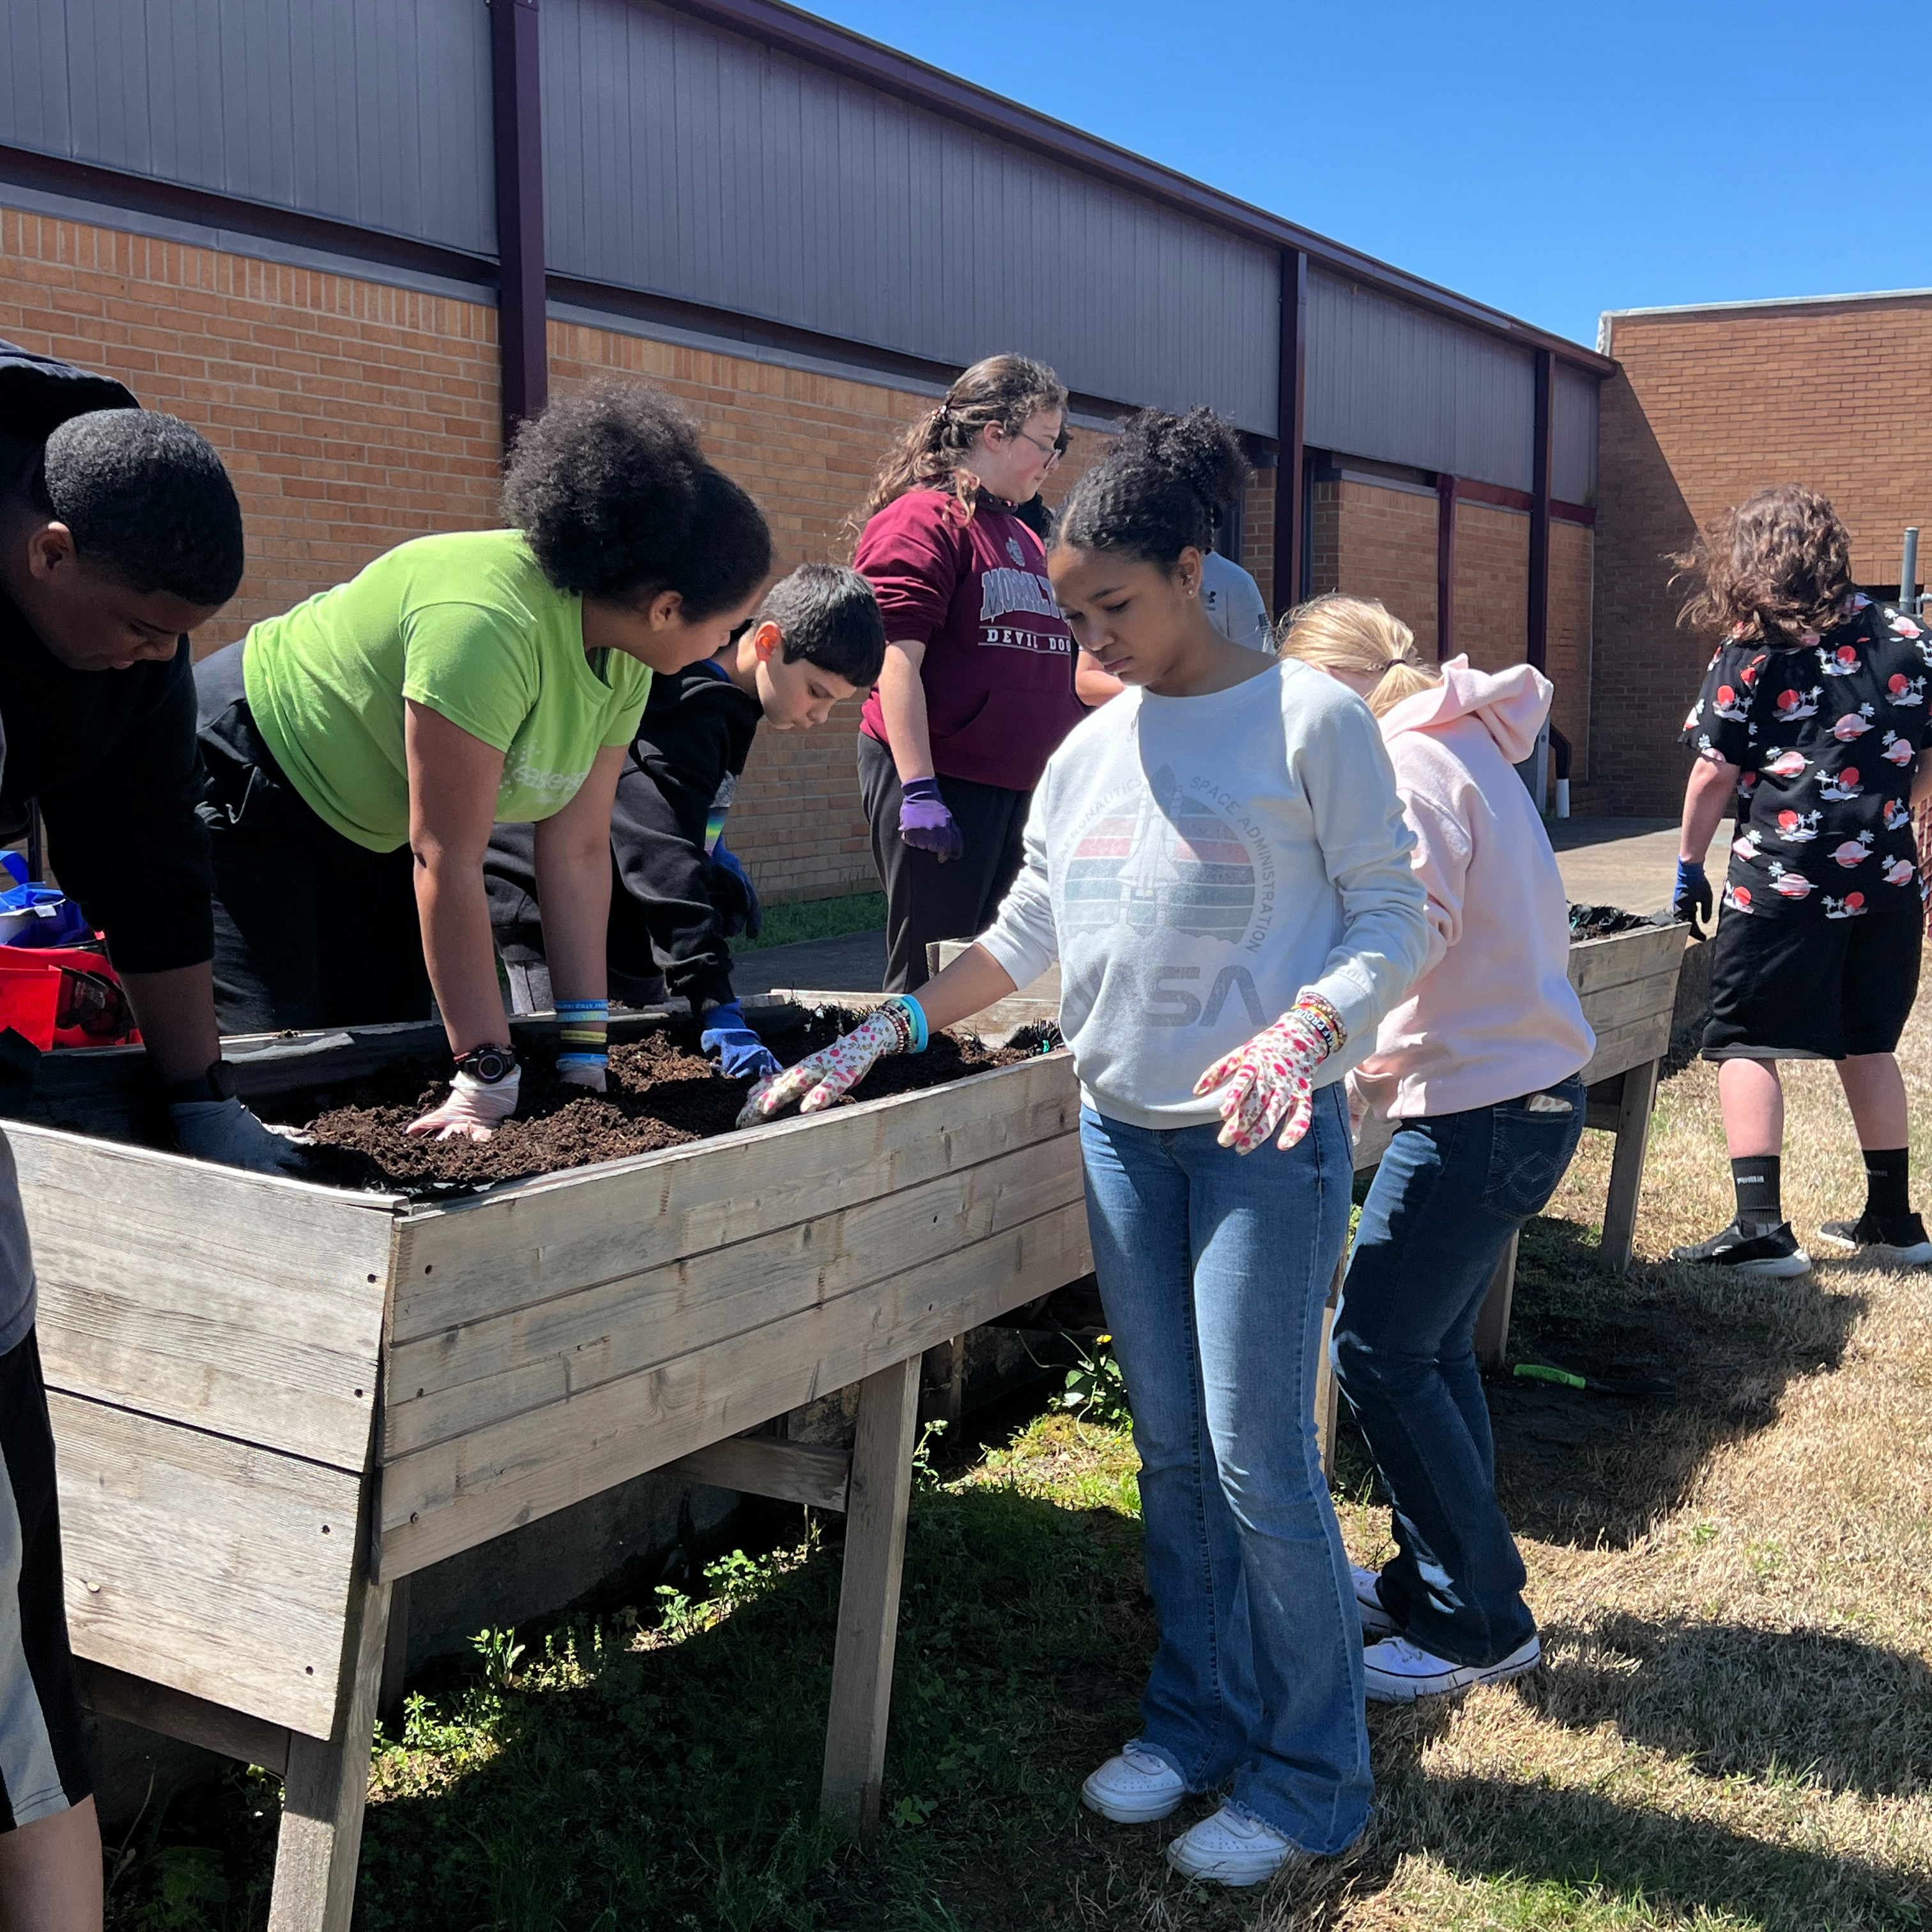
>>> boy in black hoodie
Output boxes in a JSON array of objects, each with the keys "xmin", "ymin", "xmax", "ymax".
[{"xmin": 487, "ymin": 564, "xmax": 886, "ymax": 1079}]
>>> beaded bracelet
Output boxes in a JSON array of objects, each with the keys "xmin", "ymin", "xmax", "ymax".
[
  {"xmin": 881, "ymin": 993, "xmax": 928, "ymax": 1055},
  {"xmin": 1291, "ymin": 992, "xmax": 1347, "ymax": 1059}
]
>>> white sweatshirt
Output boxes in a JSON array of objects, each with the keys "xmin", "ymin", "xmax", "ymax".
[
  {"xmin": 1349, "ymin": 657, "xmax": 1595, "ymax": 1120},
  {"xmin": 978, "ymin": 657, "xmax": 1430, "ymax": 1130}
]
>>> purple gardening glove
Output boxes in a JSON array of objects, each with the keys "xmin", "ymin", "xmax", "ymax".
[{"xmin": 898, "ymin": 778, "xmax": 964, "ymax": 862}]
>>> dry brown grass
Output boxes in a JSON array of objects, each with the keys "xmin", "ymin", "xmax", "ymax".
[{"xmin": 1241, "ymin": 978, "xmax": 1932, "ymax": 1929}]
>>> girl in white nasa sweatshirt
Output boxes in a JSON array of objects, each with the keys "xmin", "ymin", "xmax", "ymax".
[{"xmin": 746, "ymin": 414, "xmax": 1429, "ymax": 1884}]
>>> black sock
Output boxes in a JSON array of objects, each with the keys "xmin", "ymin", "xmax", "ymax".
[
  {"xmin": 1861, "ymin": 1147, "xmax": 1910, "ymax": 1223},
  {"xmin": 1730, "ymin": 1155, "xmax": 1784, "ymax": 1235}
]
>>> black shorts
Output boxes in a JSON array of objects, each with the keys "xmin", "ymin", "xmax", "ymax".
[
  {"xmin": 1, "ymin": 1328, "xmax": 93, "ymax": 1831},
  {"xmin": 1704, "ymin": 905, "xmax": 1922, "ymax": 1061}
]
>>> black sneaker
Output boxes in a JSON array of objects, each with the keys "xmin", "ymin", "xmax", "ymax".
[
  {"xmin": 1814, "ymin": 1214, "xmax": 1932, "ymax": 1267},
  {"xmin": 1668, "ymin": 1220, "xmax": 1812, "ymax": 1277}
]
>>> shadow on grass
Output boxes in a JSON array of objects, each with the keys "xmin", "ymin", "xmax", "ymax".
[
  {"xmin": 1517, "ymin": 1611, "xmax": 1932, "ymax": 1801},
  {"xmin": 1468, "ymin": 1213, "xmax": 1868, "ymax": 1552},
  {"xmin": 1294, "ymin": 1765, "xmax": 1929, "ymax": 1932}
]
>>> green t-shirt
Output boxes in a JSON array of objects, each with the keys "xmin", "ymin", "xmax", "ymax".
[{"xmin": 241, "ymin": 530, "xmax": 654, "ymax": 852}]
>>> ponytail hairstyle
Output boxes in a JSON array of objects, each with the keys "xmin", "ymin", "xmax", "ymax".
[
  {"xmin": 1280, "ymin": 593, "xmax": 1440, "ymax": 717},
  {"xmin": 1671, "ymin": 484, "xmax": 1855, "ymax": 646},
  {"xmin": 504, "ymin": 382, "xmax": 772, "ymax": 618},
  {"xmin": 855, "ymin": 354, "xmax": 1068, "ymax": 533},
  {"xmin": 1055, "ymin": 406, "xmax": 1247, "ymax": 571}
]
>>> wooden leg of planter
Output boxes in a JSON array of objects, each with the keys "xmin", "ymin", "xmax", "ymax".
[
  {"xmin": 1602, "ymin": 1055, "xmax": 1661, "ymax": 1276},
  {"xmin": 821, "ymin": 1356, "xmax": 921, "ymax": 1844},
  {"xmin": 1472, "ymin": 1232, "xmax": 1520, "ymax": 1371},
  {"xmin": 378, "ymin": 1573, "xmax": 411, "ymax": 1731},
  {"xmin": 1314, "ymin": 1256, "xmax": 1345, "ymax": 1484},
  {"xmin": 918, "ymin": 1337, "xmax": 964, "ymax": 1429},
  {"xmin": 268, "ymin": 1575, "xmax": 391, "ymax": 1932}
]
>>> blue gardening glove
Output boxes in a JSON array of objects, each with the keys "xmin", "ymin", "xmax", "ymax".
[
  {"xmin": 708, "ymin": 839, "xmax": 762, "ymax": 941},
  {"xmin": 701, "ymin": 999, "xmax": 781, "ymax": 1083},
  {"xmin": 898, "ymin": 778, "xmax": 964, "ymax": 862},
  {"xmin": 1673, "ymin": 858, "xmax": 1715, "ymax": 938},
  {"xmin": 170, "ymin": 1096, "xmax": 312, "ymax": 1174}
]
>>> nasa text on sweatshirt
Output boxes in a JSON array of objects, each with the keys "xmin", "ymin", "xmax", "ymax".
[{"xmin": 978, "ymin": 657, "xmax": 1429, "ymax": 1130}]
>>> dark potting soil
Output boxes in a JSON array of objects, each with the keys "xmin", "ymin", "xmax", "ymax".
[
  {"xmin": 260, "ymin": 1010, "xmax": 1054, "ymax": 1195},
  {"xmin": 1569, "ymin": 901, "xmax": 1667, "ymax": 940}
]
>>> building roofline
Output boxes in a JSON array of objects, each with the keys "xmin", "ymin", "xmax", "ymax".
[
  {"xmin": 1600, "ymin": 286, "xmax": 1932, "ymax": 347},
  {"xmin": 656, "ymin": 0, "xmax": 1616, "ymax": 378}
]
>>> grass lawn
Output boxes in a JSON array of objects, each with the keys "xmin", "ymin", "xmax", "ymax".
[
  {"xmin": 104, "ymin": 992, "xmax": 1932, "ymax": 1929},
  {"xmin": 732, "ymin": 892, "xmax": 885, "ymax": 955}
]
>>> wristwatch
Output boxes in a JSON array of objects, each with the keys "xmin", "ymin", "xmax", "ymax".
[
  {"xmin": 455, "ymin": 1043, "xmax": 519, "ymax": 1084},
  {"xmin": 162, "ymin": 1059, "xmax": 238, "ymax": 1106}
]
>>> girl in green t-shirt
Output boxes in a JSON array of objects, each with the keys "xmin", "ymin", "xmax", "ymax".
[{"xmin": 195, "ymin": 385, "xmax": 771, "ymax": 1140}]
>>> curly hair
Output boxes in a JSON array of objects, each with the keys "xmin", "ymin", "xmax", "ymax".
[
  {"xmin": 853, "ymin": 354, "xmax": 1067, "ymax": 535},
  {"xmin": 1672, "ymin": 484, "xmax": 1855, "ymax": 645},
  {"xmin": 1055, "ymin": 407, "xmax": 1248, "ymax": 569},
  {"xmin": 31, "ymin": 409, "xmax": 244, "ymax": 606},
  {"xmin": 503, "ymin": 383, "xmax": 771, "ymax": 617}
]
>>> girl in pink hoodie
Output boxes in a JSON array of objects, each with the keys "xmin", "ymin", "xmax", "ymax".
[{"xmin": 1282, "ymin": 595, "xmax": 1594, "ymax": 1705}]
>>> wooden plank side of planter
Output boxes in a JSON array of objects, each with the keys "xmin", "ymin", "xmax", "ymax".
[
  {"xmin": 386, "ymin": 1052, "xmax": 1079, "ymax": 1343},
  {"xmin": 1578, "ymin": 1010, "xmax": 1675, "ymax": 1088},
  {"xmin": 1576, "ymin": 963, "xmax": 1688, "ymax": 1038},
  {"xmin": 52, "ymin": 1393, "xmax": 365, "ymax": 1740},
  {"xmin": 1567, "ymin": 925, "xmax": 1687, "ymax": 999},
  {"xmin": 10, "ymin": 1126, "xmax": 395, "ymax": 1472},
  {"xmin": 376, "ymin": 1196, "xmax": 1092, "ymax": 1578},
  {"xmin": 381, "ymin": 1131, "xmax": 1081, "ymax": 1459}
]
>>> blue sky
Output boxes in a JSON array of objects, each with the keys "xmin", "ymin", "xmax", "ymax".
[{"xmin": 805, "ymin": 0, "xmax": 1930, "ymax": 350}]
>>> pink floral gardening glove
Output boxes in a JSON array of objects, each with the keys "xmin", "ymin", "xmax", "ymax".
[
  {"xmin": 1192, "ymin": 993, "xmax": 1347, "ymax": 1154},
  {"xmin": 405, "ymin": 1068, "xmax": 522, "ymax": 1143},
  {"xmin": 737, "ymin": 997, "xmax": 924, "ymax": 1126}
]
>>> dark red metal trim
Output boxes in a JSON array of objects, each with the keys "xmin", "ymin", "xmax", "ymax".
[
  {"xmin": 490, "ymin": 0, "xmax": 548, "ymax": 445},
  {"xmin": 1436, "ymin": 473, "xmax": 1457, "ymax": 661},
  {"xmin": 1551, "ymin": 500, "xmax": 1597, "ymax": 527},
  {"xmin": 1273, "ymin": 250, "xmax": 1308, "ymax": 615},
  {"xmin": 652, "ymin": 0, "xmax": 1614, "ymax": 378},
  {"xmin": 1527, "ymin": 348, "xmax": 1554, "ymax": 671},
  {"xmin": 1449, "ymin": 477, "xmax": 1533, "ymax": 514},
  {"xmin": 0, "ymin": 142, "xmax": 496, "ymax": 289}
]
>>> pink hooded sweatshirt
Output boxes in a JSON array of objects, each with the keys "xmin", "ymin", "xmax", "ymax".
[{"xmin": 1350, "ymin": 656, "xmax": 1594, "ymax": 1120}]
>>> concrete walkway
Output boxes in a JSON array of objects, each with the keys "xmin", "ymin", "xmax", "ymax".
[{"xmin": 729, "ymin": 815, "xmax": 1723, "ymax": 996}]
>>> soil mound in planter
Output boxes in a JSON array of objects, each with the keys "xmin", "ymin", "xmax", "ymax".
[
  {"xmin": 1569, "ymin": 901, "xmax": 1667, "ymax": 940},
  {"xmin": 262, "ymin": 1011, "xmax": 1055, "ymax": 1194}
]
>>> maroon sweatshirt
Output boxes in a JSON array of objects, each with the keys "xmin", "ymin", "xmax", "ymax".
[{"xmin": 857, "ymin": 487, "xmax": 1083, "ymax": 792}]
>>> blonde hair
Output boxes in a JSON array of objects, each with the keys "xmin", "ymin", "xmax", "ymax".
[{"xmin": 1279, "ymin": 592, "xmax": 1440, "ymax": 717}]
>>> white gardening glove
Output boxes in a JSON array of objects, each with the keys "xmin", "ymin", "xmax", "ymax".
[
  {"xmin": 1192, "ymin": 993, "xmax": 1347, "ymax": 1154},
  {"xmin": 169, "ymin": 1096, "xmax": 312, "ymax": 1174},
  {"xmin": 556, "ymin": 1061, "xmax": 607, "ymax": 1092},
  {"xmin": 405, "ymin": 1068, "xmax": 522, "ymax": 1142},
  {"xmin": 737, "ymin": 998, "xmax": 923, "ymax": 1126}
]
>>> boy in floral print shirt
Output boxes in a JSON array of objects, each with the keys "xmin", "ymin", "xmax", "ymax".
[{"xmin": 1671, "ymin": 486, "xmax": 1932, "ymax": 1275}]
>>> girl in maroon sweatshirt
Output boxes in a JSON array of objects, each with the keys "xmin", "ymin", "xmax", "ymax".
[{"xmin": 854, "ymin": 354, "xmax": 1085, "ymax": 990}]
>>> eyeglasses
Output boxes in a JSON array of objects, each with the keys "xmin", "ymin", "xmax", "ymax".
[{"xmin": 1009, "ymin": 425, "xmax": 1070, "ymax": 464}]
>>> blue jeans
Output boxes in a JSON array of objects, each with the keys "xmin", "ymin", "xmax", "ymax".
[
  {"xmin": 1333, "ymin": 1078, "xmax": 1588, "ymax": 1667},
  {"xmin": 1080, "ymin": 1089, "xmax": 1370, "ymax": 1854}
]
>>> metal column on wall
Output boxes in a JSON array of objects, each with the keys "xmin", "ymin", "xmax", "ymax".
[
  {"xmin": 1436, "ymin": 473, "xmax": 1457, "ymax": 661},
  {"xmin": 1526, "ymin": 348, "xmax": 1554, "ymax": 671},
  {"xmin": 491, "ymin": 0, "xmax": 548, "ymax": 448},
  {"xmin": 1273, "ymin": 249, "xmax": 1308, "ymax": 614}
]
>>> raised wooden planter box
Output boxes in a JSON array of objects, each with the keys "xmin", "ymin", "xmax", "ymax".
[{"xmin": 14, "ymin": 1001, "xmax": 1085, "ymax": 1931}]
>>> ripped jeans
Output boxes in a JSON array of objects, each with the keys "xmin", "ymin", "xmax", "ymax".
[{"xmin": 1333, "ymin": 1077, "xmax": 1587, "ymax": 1666}]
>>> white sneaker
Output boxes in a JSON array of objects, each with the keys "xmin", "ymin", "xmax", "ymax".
[
  {"xmin": 1081, "ymin": 1742, "xmax": 1185, "ymax": 1823},
  {"xmin": 1362, "ymin": 1632, "xmax": 1541, "ymax": 1703},
  {"xmin": 1816, "ymin": 1216, "xmax": 1932, "ymax": 1267},
  {"xmin": 1353, "ymin": 1564, "xmax": 1399, "ymax": 1637},
  {"xmin": 1164, "ymin": 1804, "xmax": 1304, "ymax": 1887}
]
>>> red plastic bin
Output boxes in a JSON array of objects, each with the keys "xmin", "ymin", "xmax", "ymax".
[{"xmin": 0, "ymin": 963, "xmax": 58, "ymax": 1052}]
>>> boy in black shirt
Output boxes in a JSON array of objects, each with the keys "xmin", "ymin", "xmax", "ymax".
[
  {"xmin": 1671, "ymin": 486, "xmax": 1932, "ymax": 1274},
  {"xmin": 0, "ymin": 340, "xmax": 298, "ymax": 1172},
  {"xmin": 487, "ymin": 564, "xmax": 886, "ymax": 1078}
]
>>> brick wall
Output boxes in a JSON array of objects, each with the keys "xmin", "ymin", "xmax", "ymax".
[
  {"xmin": 1305, "ymin": 480, "xmax": 1442, "ymax": 654},
  {"xmin": 1594, "ymin": 296, "xmax": 1932, "ymax": 815},
  {"xmin": 0, "ymin": 205, "xmax": 503, "ymax": 648},
  {"xmin": 0, "ymin": 204, "xmax": 1122, "ymax": 903},
  {"xmin": 1548, "ymin": 520, "xmax": 1593, "ymax": 779},
  {"xmin": 1453, "ymin": 502, "xmax": 1529, "ymax": 672},
  {"xmin": 1239, "ymin": 468, "xmax": 1277, "ymax": 616}
]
